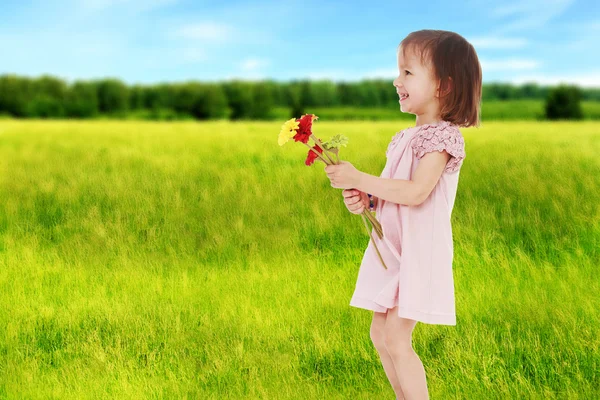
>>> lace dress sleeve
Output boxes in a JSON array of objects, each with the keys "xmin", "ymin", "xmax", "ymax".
[
  {"xmin": 410, "ymin": 123, "xmax": 466, "ymax": 173},
  {"xmin": 386, "ymin": 130, "xmax": 403, "ymax": 158}
]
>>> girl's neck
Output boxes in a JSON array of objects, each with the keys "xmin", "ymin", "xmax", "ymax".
[{"xmin": 414, "ymin": 116, "xmax": 444, "ymax": 127}]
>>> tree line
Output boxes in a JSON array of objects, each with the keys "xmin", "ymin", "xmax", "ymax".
[{"xmin": 0, "ymin": 74, "xmax": 598, "ymax": 120}]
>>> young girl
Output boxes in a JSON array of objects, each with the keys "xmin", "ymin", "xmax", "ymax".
[{"xmin": 325, "ymin": 30, "xmax": 482, "ymax": 399}]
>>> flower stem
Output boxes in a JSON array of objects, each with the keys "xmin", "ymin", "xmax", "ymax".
[
  {"xmin": 302, "ymin": 142, "xmax": 330, "ymax": 164},
  {"xmin": 360, "ymin": 213, "xmax": 387, "ymax": 269},
  {"xmin": 363, "ymin": 209, "xmax": 382, "ymax": 238},
  {"xmin": 310, "ymin": 135, "xmax": 337, "ymax": 165}
]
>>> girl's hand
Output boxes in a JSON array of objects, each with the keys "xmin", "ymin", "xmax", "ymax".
[
  {"xmin": 342, "ymin": 189, "xmax": 369, "ymax": 214},
  {"xmin": 325, "ymin": 161, "xmax": 361, "ymax": 189}
]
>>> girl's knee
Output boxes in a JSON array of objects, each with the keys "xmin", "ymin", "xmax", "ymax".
[
  {"xmin": 370, "ymin": 311, "xmax": 387, "ymax": 350},
  {"xmin": 383, "ymin": 314, "xmax": 416, "ymax": 355},
  {"xmin": 383, "ymin": 334, "xmax": 413, "ymax": 357}
]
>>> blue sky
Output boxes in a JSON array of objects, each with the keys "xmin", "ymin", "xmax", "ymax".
[{"xmin": 0, "ymin": 0, "xmax": 599, "ymax": 87}]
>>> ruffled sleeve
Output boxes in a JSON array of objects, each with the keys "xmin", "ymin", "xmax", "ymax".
[
  {"xmin": 386, "ymin": 130, "xmax": 403, "ymax": 158},
  {"xmin": 410, "ymin": 122, "xmax": 466, "ymax": 173}
]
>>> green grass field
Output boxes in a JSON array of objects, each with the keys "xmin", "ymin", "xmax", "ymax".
[
  {"xmin": 0, "ymin": 120, "xmax": 599, "ymax": 399},
  {"xmin": 269, "ymin": 100, "xmax": 600, "ymax": 121}
]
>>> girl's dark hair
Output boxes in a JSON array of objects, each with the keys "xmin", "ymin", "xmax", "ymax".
[{"xmin": 398, "ymin": 30, "xmax": 482, "ymax": 128}]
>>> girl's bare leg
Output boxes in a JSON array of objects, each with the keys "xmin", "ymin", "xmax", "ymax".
[
  {"xmin": 384, "ymin": 306, "xmax": 429, "ymax": 399},
  {"xmin": 370, "ymin": 311, "xmax": 406, "ymax": 399}
]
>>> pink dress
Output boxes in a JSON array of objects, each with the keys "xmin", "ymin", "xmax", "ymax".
[{"xmin": 349, "ymin": 120, "xmax": 466, "ymax": 325}]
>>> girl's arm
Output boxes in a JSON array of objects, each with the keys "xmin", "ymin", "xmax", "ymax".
[
  {"xmin": 356, "ymin": 149, "xmax": 450, "ymax": 206},
  {"xmin": 357, "ymin": 172, "xmax": 420, "ymax": 206}
]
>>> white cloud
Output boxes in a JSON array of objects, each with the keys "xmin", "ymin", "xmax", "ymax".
[
  {"xmin": 480, "ymin": 58, "xmax": 541, "ymax": 71},
  {"xmin": 171, "ymin": 22, "xmax": 235, "ymax": 42},
  {"xmin": 467, "ymin": 36, "xmax": 529, "ymax": 49},
  {"xmin": 240, "ymin": 58, "xmax": 270, "ymax": 71},
  {"xmin": 489, "ymin": 0, "xmax": 575, "ymax": 33},
  {"xmin": 492, "ymin": 3, "xmax": 537, "ymax": 18},
  {"xmin": 510, "ymin": 71, "xmax": 600, "ymax": 88},
  {"xmin": 168, "ymin": 21, "xmax": 281, "ymax": 48}
]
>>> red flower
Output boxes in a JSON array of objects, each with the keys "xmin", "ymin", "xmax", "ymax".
[
  {"xmin": 305, "ymin": 144, "xmax": 323, "ymax": 166},
  {"xmin": 293, "ymin": 114, "xmax": 318, "ymax": 144}
]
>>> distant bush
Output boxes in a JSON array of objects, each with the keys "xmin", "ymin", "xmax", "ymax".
[
  {"xmin": 26, "ymin": 95, "xmax": 65, "ymax": 118},
  {"xmin": 222, "ymin": 80, "xmax": 255, "ymax": 120},
  {"xmin": 0, "ymin": 75, "xmax": 32, "ymax": 117},
  {"xmin": 65, "ymin": 82, "xmax": 98, "ymax": 118},
  {"xmin": 194, "ymin": 84, "xmax": 229, "ymax": 120},
  {"xmin": 27, "ymin": 76, "xmax": 67, "ymax": 118},
  {"xmin": 545, "ymin": 84, "xmax": 584, "ymax": 120},
  {"xmin": 96, "ymin": 79, "xmax": 129, "ymax": 114}
]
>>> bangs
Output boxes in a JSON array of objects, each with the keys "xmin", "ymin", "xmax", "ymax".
[{"xmin": 398, "ymin": 40, "xmax": 435, "ymax": 68}]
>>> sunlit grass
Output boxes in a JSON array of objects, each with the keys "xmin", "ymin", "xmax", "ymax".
[{"xmin": 0, "ymin": 120, "xmax": 598, "ymax": 399}]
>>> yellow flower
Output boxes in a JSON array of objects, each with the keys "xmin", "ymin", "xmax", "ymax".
[{"xmin": 278, "ymin": 118, "xmax": 300, "ymax": 146}]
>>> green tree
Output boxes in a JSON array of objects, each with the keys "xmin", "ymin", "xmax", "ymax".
[
  {"xmin": 249, "ymin": 82, "xmax": 274, "ymax": 119},
  {"xmin": 222, "ymin": 80, "xmax": 254, "ymax": 120},
  {"xmin": 26, "ymin": 75, "xmax": 68, "ymax": 118},
  {"xmin": 96, "ymin": 78, "xmax": 129, "ymax": 114},
  {"xmin": 129, "ymin": 84, "xmax": 145, "ymax": 110},
  {"xmin": 310, "ymin": 80, "xmax": 339, "ymax": 107},
  {"xmin": 192, "ymin": 84, "xmax": 229, "ymax": 120},
  {"xmin": 285, "ymin": 81, "xmax": 305, "ymax": 118},
  {"xmin": 65, "ymin": 81, "xmax": 98, "ymax": 118},
  {"xmin": 0, "ymin": 75, "xmax": 33, "ymax": 117},
  {"xmin": 172, "ymin": 82, "xmax": 201, "ymax": 116},
  {"xmin": 545, "ymin": 84, "xmax": 584, "ymax": 120}
]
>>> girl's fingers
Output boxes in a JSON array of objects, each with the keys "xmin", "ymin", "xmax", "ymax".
[
  {"xmin": 344, "ymin": 195, "xmax": 360, "ymax": 204},
  {"xmin": 343, "ymin": 191, "xmax": 364, "ymax": 213}
]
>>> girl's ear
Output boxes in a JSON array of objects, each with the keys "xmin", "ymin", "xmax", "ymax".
[{"xmin": 437, "ymin": 77, "xmax": 453, "ymax": 98}]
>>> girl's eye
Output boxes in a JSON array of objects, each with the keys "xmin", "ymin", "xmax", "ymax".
[{"xmin": 405, "ymin": 70, "xmax": 411, "ymax": 75}]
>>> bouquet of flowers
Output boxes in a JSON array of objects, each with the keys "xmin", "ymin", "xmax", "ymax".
[{"xmin": 278, "ymin": 113, "xmax": 388, "ymax": 269}]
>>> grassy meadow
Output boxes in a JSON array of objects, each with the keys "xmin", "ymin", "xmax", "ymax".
[
  {"xmin": 0, "ymin": 119, "xmax": 599, "ymax": 399},
  {"xmin": 267, "ymin": 100, "xmax": 600, "ymax": 121}
]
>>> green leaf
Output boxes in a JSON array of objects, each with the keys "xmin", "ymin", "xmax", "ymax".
[{"xmin": 323, "ymin": 134, "xmax": 349, "ymax": 150}]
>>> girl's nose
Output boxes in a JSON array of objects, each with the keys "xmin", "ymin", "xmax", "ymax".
[{"xmin": 393, "ymin": 76, "xmax": 403, "ymax": 88}]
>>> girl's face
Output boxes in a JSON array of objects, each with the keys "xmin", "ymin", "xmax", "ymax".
[{"xmin": 393, "ymin": 48, "xmax": 441, "ymax": 119}]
